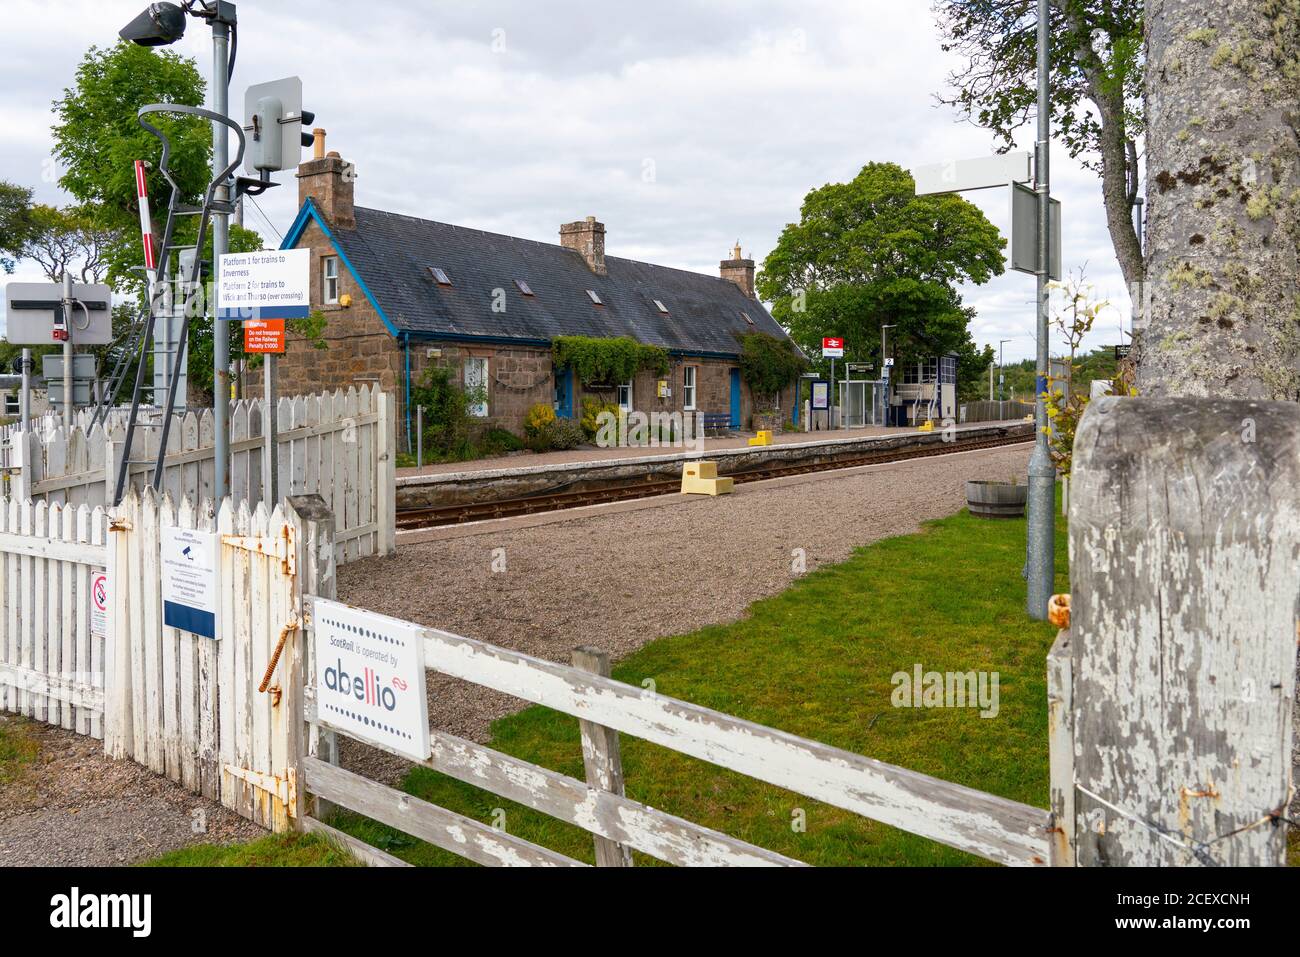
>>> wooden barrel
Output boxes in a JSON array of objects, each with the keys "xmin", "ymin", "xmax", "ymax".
[{"xmin": 966, "ymin": 480, "xmax": 1027, "ymax": 519}]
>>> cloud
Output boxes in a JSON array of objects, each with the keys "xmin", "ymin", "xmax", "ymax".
[{"xmin": 0, "ymin": 0, "xmax": 1133, "ymax": 364}]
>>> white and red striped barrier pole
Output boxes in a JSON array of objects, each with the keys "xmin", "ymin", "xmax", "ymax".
[{"xmin": 134, "ymin": 160, "xmax": 158, "ymax": 298}]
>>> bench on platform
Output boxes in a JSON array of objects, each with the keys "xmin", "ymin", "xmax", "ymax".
[{"xmin": 701, "ymin": 413, "xmax": 732, "ymax": 436}]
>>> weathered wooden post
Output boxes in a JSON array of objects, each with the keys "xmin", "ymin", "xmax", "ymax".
[
  {"xmin": 1060, "ymin": 397, "xmax": 1299, "ymax": 865},
  {"xmin": 572, "ymin": 646, "xmax": 634, "ymax": 867},
  {"xmin": 288, "ymin": 493, "xmax": 339, "ymax": 824}
]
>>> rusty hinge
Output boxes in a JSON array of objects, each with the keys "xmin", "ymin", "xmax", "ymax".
[
  {"xmin": 224, "ymin": 764, "xmax": 297, "ymax": 816},
  {"xmin": 222, "ymin": 522, "xmax": 297, "ymax": 576}
]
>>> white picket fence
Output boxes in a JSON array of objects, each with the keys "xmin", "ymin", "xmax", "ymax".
[
  {"xmin": 2, "ymin": 386, "xmax": 395, "ymax": 564},
  {"xmin": 0, "ymin": 498, "xmax": 109, "ymax": 739}
]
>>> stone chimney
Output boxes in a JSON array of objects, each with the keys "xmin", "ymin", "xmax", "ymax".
[
  {"xmin": 560, "ymin": 216, "xmax": 606, "ymax": 275},
  {"xmin": 296, "ymin": 129, "xmax": 355, "ymax": 230},
  {"xmin": 720, "ymin": 241, "xmax": 756, "ymax": 298}
]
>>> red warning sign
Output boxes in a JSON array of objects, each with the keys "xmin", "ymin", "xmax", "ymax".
[{"xmin": 244, "ymin": 318, "xmax": 286, "ymax": 354}]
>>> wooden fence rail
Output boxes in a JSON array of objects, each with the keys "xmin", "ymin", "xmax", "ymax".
[{"xmin": 297, "ymin": 501, "xmax": 1055, "ymax": 873}]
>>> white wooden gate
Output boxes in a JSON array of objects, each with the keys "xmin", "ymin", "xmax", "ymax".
[{"xmin": 103, "ymin": 488, "xmax": 301, "ymax": 830}]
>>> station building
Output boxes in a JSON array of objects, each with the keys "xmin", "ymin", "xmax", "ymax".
[{"xmin": 268, "ymin": 136, "xmax": 799, "ymax": 445}]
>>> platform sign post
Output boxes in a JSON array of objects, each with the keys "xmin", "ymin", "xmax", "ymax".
[
  {"xmin": 911, "ymin": 22, "xmax": 1058, "ymax": 620},
  {"xmin": 822, "ymin": 338, "xmax": 844, "ymax": 429},
  {"xmin": 220, "ymin": 250, "xmax": 308, "ymax": 508}
]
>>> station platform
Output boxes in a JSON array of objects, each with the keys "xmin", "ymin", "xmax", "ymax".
[
  {"xmin": 396, "ymin": 419, "xmax": 1034, "ymax": 512},
  {"xmin": 397, "ymin": 419, "xmax": 1029, "ymax": 481}
]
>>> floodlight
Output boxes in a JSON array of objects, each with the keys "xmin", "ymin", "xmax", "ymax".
[{"xmin": 119, "ymin": 3, "xmax": 188, "ymax": 46}]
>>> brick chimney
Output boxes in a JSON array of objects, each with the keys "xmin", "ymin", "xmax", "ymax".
[
  {"xmin": 296, "ymin": 129, "xmax": 355, "ymax": 230},
  {"xmin": 560, "ymin": 216, "xmax": 606, "ymax": 275},
  {"xmin": 720, "ymin": 241, "xmax": 755, "ymax": 298}
]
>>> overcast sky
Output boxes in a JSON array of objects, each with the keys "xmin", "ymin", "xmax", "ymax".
[{"xmin": 1, "ymin": 0, "xmax": 1135, "ymax": 365}]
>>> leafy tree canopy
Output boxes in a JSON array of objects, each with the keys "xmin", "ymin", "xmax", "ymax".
[
  {"xmin": 0, "ymin": 180, "xmax": 37, "ymax": 273},
  {"xmin": 757, "ymin": 162, "xmax": 1000, "ymax": 393},
  {"xmin": 49, "ymin": 41, "xmax": 263, "ymax": 400},
  {"xmin": 738, "ymin": 332, "xmax": 807, "ymax": 401},
  {"xmin": 934, "ymin": 0, "xmax": 1145, "ymax": 283}
]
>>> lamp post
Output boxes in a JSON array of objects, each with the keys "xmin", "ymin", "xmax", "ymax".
[
  {"xmin": 1024, "ymin": 0, "xmax": 1056, "ymax": 620},
  {"xmin": 998, "ymin": 339, "xmax": 1013, "ymax": 403}
]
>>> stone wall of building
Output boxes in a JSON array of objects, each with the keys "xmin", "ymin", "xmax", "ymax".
[
  {"xmin": 407, "ymin": 341, "xmax": 555, "ymax": 434},
  {"xmin": 244, "ymin": 216, "xmax": 404, "ymax": 415}
]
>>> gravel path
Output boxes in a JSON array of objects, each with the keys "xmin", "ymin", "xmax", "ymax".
[
  {"xmin": 0, "ymin": 715, "xmax": 263, "ymax": 866},
  {"xmin": 338, "ymin": 443, "xmax": 1031, "ymax": 783}
]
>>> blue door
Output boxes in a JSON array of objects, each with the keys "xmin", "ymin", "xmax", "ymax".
[
  {"xmin": 554, "ymin": 366, "xmax": 573, "ymax": 419},
  {"xmin": 729, "ymin": 368, "xmax": 741, "ymax": 429}
]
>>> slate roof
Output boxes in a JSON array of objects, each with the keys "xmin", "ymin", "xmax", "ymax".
[{"xmin": 317, "ymin": 204, "xmax": 789, "ymax": 356}]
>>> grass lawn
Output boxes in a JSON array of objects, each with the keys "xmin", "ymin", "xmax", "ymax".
[
  {"xmin": 324, "ymin": 494, "xmax": 1071, "ymax": 867},
  {"xmin": 143, "ymin": 832, "xmax": 360, "ymax": 867},
  {"xmin": 0, "ymin": 714, "xmax": 41, "ymax": 788}
]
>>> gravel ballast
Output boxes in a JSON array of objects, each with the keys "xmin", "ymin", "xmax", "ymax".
[
  {"xmin": 338, "ymin": 443, "xmax": 1032, "ymax": 783},
  {"xmin": 0, "ymin": 715, "xmax": 263, "ymax": 867}
]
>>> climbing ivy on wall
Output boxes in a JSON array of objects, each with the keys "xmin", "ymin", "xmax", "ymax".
[
  {"xmin": 552, "ymin": 336, "xmax": 669, "ymax": 386},
  {"xmin": 738, "ymin": 332, "xmax": 807, "ymax": 401}
]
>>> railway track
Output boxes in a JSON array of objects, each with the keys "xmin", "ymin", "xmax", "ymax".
[{"xmin": 397, "ymin": 431, "xmax": 1034, "ymax": 531}]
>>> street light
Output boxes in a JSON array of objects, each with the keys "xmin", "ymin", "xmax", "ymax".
[
  {"xmin": 119, "ymin": 0, "xmax": 238, "ymax": 502},
  {"xmin": 999, "ymin": 339, "xmax": 1013, "ymax": 402}
]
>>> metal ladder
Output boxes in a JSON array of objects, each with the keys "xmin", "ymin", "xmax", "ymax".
[{"xmin": 112, "ymin": 103, "xmax": 249, "ymax": 505}]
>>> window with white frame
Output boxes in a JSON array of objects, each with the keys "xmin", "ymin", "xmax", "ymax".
[
  {"xmin": 903, "ymin": 358, "xmax": 938, "ymax": 385},
  {"xmin": 463, "ymin": 357, "xmax": 489, "ymax": 417},
  {"xmin": 682, "ymin": 367, "xmax": 697, "ymax": 411},
  {"xmin": 2, "ymin": 393, "xmax": 18, "ymax": 417},
  {"xmin": 322, "ymin": 256, "xmax": 340, "ymax": 304},
  {"xmin": 616, "ymin": 379, "xmax": 633, "ymax": 411}
]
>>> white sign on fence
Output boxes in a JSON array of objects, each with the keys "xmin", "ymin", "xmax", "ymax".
[
  {"xmin": 313, "ymin": 598, "xmax": 430, "ymax": 762},
  {"xmin": 217, "ymin": 249, "xmax": 310, "ymax": 320},
  {"xmin": 91, "ymin": 569, "xmax": 109, "ymax": 640},
  {"xmin": 161, "ymin": 527, "xmax": 218, "ymax": 640}
]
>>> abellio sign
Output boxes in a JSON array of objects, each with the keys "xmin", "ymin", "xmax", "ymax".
[{"xmin": 312, "ymin": 598, "xmax": 431, "ymax": 762}]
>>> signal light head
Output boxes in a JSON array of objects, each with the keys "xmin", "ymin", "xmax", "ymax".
[{"xmin": 119, "ymin": 2, "xmax": 187, "ymax": 46}]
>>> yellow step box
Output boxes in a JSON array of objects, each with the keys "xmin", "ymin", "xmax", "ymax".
[
  {"xmin": 681, "ymin": 460, "xmax": 735, "ymax": 496},
  {"xmin": 747, "ymin": 430, "xmax": 773, "ymax": 446}
]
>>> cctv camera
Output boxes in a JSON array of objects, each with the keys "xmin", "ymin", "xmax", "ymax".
[{"xmin": 119, "ymin": 3, "xmax": 188, "ymax": 47}]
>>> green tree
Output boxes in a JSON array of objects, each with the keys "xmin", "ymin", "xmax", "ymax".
[
  {"xmin": 21, "ymin": 205, "xmax": 111, "ymax": 283},
  {"xmin": 0, "ymin": 181, "xmax": 37, "ymax": 273},
  {"xmin": 757, "ymin": 162, "xmax": 1001, "ymax": 392},
  {"xmin": 50, "ymin": 42, "xmax": 263, "ymax": 401},
  {"xmin": 934, "ymin": 0, "xmax": 1145, "ymax": 286}
]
